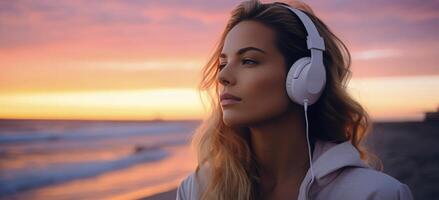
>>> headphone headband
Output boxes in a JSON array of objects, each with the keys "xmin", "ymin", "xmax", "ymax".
[{"xmin": 276, "ymin": 4, "xmax": 325, "ymax": 51}]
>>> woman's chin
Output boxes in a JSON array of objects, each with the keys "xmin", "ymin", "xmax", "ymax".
[{"xmin": 222, "ymin": 116, "xmax": 250, "ymax": 127}]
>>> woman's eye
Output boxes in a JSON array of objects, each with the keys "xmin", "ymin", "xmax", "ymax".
[
  {"xmin": 218, "ymin": 59, "xmax": 257, "ymax": 70},
  {"xmin": 242, "ymin": 59, "xmax": 257, "ymax": 65}
]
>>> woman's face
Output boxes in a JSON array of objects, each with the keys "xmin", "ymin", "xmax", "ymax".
[{"xmin": 218, "ymin": 20, "xmax": 293, "ymax": 127}]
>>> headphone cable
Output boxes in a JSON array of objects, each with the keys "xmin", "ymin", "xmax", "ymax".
[{"xmin": 303, "ymin": 99, "xmax": 315, "ymax": 187}]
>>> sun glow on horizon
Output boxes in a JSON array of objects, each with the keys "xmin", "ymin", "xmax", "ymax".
[
  {"xmin": 348, "ymin": 75, "xmax": 439, "ymax": 122},
  {"xmin": 0, "ymin": 88, "xmax": 210, "ymax": 121},
  {"xmin": 0, "ymin": 76, "xmax": 437, "ymax": 122}
]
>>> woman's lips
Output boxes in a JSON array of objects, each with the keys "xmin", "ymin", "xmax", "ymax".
[{"xmin": 221, "ymin": 99, "xmax": 241, "ymax": 106}]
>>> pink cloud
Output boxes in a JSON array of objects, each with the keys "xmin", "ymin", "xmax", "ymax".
[{"xmin": 0, "ymin": 0, "xmax": 437, "ymax": 82}]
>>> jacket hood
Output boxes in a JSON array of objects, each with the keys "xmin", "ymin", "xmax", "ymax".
[
  {"xmin": 297, "ymin": 139, "xmax": 370, "ymax": 200},
  {"xmin": 177, "ymin": 139, "xmax": 414, "ymax": 200}
]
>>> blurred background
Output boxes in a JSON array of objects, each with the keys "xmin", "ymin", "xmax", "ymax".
[{"xmin": 0, "ymin": 0, "xmax": 437, "ymax": 199}]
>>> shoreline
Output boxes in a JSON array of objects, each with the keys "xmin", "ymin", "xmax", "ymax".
[{"xmin": 138, "ymin": 188, "xmax": 177, "ymax": 200}]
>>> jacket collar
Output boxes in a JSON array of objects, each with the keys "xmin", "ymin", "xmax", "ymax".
[
  {"xmin": 298, "ymin": 139, "xmax": 370, "ymax": 200},
  {"xmin": 312, "ymin": 140, "xmax": 369, "ymax": 179}
]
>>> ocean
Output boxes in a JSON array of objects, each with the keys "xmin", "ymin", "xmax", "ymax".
[{"xmin": 0, "ymin": 119, "xmax": 200, "ymax": 200}]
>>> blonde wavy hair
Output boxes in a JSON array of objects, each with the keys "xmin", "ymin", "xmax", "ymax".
[{"xmin": 190, "ymin": 0, "xmax": 383, "ymax": 199}]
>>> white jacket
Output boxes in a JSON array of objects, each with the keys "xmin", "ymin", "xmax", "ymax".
[{"xmin": 176, "ymin": 139, "xmax": 414, "ymax": 200}]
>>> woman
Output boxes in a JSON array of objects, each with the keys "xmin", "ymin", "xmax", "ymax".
[{"xmin": 176, "ymin": 0, "xmax": 414, "ymax": 199}]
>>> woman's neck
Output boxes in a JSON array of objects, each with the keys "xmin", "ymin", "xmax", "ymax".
[{"xmin": 248, "ymin": 107, "xmax": 312, "ymax": 186}]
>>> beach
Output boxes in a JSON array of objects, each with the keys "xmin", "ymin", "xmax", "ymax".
[{"xmin": 1, "ymin": 119, "xmax": 437, "ymax": 200}]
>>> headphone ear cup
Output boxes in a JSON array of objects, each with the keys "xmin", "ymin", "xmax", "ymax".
[{"xmin": 286, "ymin": 57, "xmax": 311, "ymax": 106}]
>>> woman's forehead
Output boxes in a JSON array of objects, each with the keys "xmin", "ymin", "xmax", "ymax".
[{"xmin": 222, "ymin": 20, "xmax": 276, "ymax": 56}]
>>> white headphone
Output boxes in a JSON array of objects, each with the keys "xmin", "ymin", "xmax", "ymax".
[
  {"xmin": 278, "ymin": 4, "xmax": 327, "ymax": 107},
  {"xmin": 276, "ymin": 3, "xmax": 326, "ymax": 194}
]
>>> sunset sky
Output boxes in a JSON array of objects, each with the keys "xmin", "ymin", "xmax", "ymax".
[{"xmin": 0, "ymin": 0, "xmax": 438, "ymax": 121}]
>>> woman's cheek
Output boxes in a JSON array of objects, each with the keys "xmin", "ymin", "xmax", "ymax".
[{"xmin": 244, "ymin": 75, "xmax": 286, "ymax": 114}]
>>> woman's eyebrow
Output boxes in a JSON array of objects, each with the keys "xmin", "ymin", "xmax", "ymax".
[{"xmin": 220, "ymin": 46, "xmax": 266, "ymax": 58}]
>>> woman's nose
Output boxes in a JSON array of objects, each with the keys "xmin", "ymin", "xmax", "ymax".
[
  {"xmin": 218, "ymin": 70, "xmax": 235, "ymax": 86},
  {"xmin": 219, "ymin": 76, "xmax": 230, "ymax": 86},
  {"xmin": 217, "ymin": 64, "xmax": 235, "ymax": 86}
]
